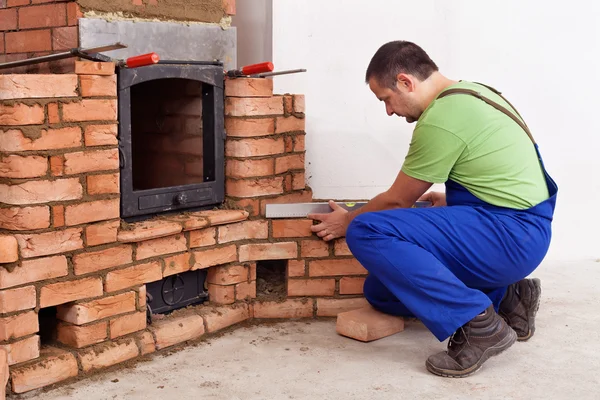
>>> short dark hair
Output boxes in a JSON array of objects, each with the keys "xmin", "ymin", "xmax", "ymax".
[{"xmin": 365, "ymin": 41, "xmax": 439, "ymax": 88}]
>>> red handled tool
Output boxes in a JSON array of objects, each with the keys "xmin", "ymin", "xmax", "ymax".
[
  {"xmin": 226, "ymin": 62, "xmax": 274, "ymax": 78},
  {"xmin": 119, "ymin": 52, "xmax": 160, "ymax": 68}
]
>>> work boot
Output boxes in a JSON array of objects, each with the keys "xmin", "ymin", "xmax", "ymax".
[
  {"xmin": 426, "ymin": 305, "xmax": 517, "ymax": 378},
  {"xmin": 499, "ymin": 278, "xmax": 542, "ymax": 341}
]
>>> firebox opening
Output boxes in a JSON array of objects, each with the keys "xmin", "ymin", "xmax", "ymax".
[
  {"xmin": 256, "ymin": 260, "xmax": 287, "ymax": 301},
  {"xmin": 130, "ymin": 78, "xmax": 210, "ymax": 191},
  {"xmin": 38, "ymin": 306, "xmax": 58, "ymax": 346}
]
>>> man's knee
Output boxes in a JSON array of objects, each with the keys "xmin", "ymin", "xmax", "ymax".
[{"xmin": 346, "ymin": 212, "xmax": 378, "ymax": 254}]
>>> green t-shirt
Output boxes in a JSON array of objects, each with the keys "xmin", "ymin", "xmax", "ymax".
[{"xmin": 401, "ymin": 81, "xmax": 549, "ymax": 209}]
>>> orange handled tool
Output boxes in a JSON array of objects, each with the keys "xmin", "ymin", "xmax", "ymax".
[
  {"xmin": 123, "ymin": 52, "xmax": 160, "ymax": 68},
  {"xmin": 226, "ymin": 62, "xmax": 274, "ymax": 77}
]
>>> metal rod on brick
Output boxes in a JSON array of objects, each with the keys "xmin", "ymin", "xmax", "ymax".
[{"xmin": 266, "ymin": 201, "xmax": 432, "ymax": 218}]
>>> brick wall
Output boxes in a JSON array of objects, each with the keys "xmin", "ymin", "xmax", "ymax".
[
  {"xmin": 0, "ymin": 0, "xmax": 82, "ymax": 74},
  {"xmin": 0, "ymin": 69, "xmax": 367, "ymax": 396}
]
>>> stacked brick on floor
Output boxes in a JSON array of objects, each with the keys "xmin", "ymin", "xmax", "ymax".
[{"xmin": 0, "ymin": 68, "xmax": 371, "ymax": 396}]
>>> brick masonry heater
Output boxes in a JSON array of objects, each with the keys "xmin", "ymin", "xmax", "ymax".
[{"xmin": 0, "ymin": 0, "xmax": 369, "ymax": 397}]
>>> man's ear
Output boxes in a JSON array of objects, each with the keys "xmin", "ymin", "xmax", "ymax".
[{"xmin": 395, "ymin": 73, "xmax": 415, "ymax": 92}]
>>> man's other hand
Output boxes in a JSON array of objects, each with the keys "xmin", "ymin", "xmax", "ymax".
[
  {"xmin": 308, "ymin": 200, "xmax": 349, "ymax": 242},
  {"xmin": 419, "ymin": 191, "xmax": 447, "ymax": 207}
]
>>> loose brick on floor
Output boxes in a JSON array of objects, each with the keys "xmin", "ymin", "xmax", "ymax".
[
  {"xmin": 10, "ymin": 347, "xmax": 78, "ymax": 394},
  {"xmin": 336, "ymin": 305, "xmax": 405, "ymax": 342}
]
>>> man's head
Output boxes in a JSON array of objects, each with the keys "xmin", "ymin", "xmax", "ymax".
[{"xmin": 365, "ymin": 41, "xmax": 439, "ymax": 123}]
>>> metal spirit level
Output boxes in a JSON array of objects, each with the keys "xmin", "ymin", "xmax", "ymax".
[{"xmin": 265, "ymin": 201, "xmax": 431, "ymax": 218}]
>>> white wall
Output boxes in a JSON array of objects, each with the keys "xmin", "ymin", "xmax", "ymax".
[
  {"xmin": 231, "ymin": 0, "xmax": 272, "ymax": 68},
  {"xmin": 270, "ymin": 0, "xmax": 600, "ymax": 261}
]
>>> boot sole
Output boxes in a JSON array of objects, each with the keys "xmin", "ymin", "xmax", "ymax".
[
  {"xmin": 518, "ymin": 278, "xmax": 542, "ymax": 342},
  {"xmin": 425, "ymin": 328, "xmax": 518, "ymax": 378}
]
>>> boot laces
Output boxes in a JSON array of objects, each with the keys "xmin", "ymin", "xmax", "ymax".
[{"xmin": 448, "ymin": 325, "xmax": 471, "ymax": 349}]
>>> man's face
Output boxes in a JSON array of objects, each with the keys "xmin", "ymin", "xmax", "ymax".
[{"xmin": 368, "ymin": 76, "xmax": 420, "ymax": 123}]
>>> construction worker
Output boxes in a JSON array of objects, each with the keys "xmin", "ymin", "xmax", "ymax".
[{"xmin": 308, "ymin": 41, "xmax": 557, "ymax": 377}]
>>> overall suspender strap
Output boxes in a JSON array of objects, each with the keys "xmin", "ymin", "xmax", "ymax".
[{"xmin": 436, "ymin": 85, "xmax": 536, "ymax": 145}]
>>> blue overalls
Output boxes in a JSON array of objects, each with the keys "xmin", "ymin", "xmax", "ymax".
[{"xmin": 345, "ymin": 87, "xmax": 558, "ymax": 342}]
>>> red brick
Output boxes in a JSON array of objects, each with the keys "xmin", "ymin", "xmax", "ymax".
[
  {"xmin": 51, "ymin": 26, "xmax": 77, "ymax": 51},
  {"xmin": 238, "ymin": 242, "xmax": 297, "ymax": 262},
  {"xmin": 253, "ymin": 299, "xmax": 313, "ymax": 319},
  {"xmin": 203, "ymin": 209, "xmax": 249, "ymax": 225},
  {"xmin": 0, "ymin": 311, "xmax": 38, "ymax": 341},
  {"xmin": 226, "ymin": 158, "xmax": 274, "ymax": 178},
  {"xmin": 293, "ymin": 95, "xmax": 305, "ymax": 113},
  {"xmin": 67, "ymin": 2, "xmax": 82, "ymax": 25},
  {"xmin": 0, "ymin": 255, "xmax": 67, "ymax": 289},
  {"xmin": 110, "ymin": 311, "xmax": 146, "ymax": 338},
  {"xmin": 294, "ymin": 134, "xmax": 306, "ymax": 151},
  {"xmin": 84, "ymin": 124, "xmax": 118, "ymax": 146},
  {"xmin": 317, "ymin": 298, "xmax": 369, "ymax": 317},
  {"xmin": 0, "ymin": 348, "xmax": 6, "ymax": 399},
  {"xmin": 0, "ymin": 8, "xmax": 17, "ymax": 30},
  {"xmin": 151, "ymin": 314, "xmax": 204, "ymax": 350},
  {"xmin": 57, "ymin": 321, "xmax": 107, "ymax": 348},
  {"xmin": 40, "ymin": 277, "xmax": 102, "ymax": 308},
  {"xmin": 136, "ymin": 234, "xmax": 187, "ymax": 260},
  {"xmin": 283, "ymin": 95, "xmax": 293, "ymax": 114},
  {"xmin": 272, "ymin": 219, "xmax": 313, "ymax": 238},
  {"xmin": 0, "ymin": 206, "xmax": 49, "ymax": 231},
  {"xmin": 225, "ymin": 97, "xmax": 283, "ymax": 117},
  {"xmin": 78, "ymin": 338, "xmax": 138, "ymax": 372},
  {"xmin": 189, "ymin": 228, "xmax": 216, "ymax": 248},
  {"xmin": 64, "ymin": 149, "xmax": 119, "ymax": 174},
  {"xmin": 259, "ymin": 189, "xmax": 313, "ymax": 216},
  {"xmin": 0, "ymin": 33, "xmax": 4, "ymax": 54},
  {"xmin": 0, "ymin": 286, "xmax": 36, "ymax": 313},
  {"xmin": 275, "ymin": 154, "xmax": 305, "ymax": 174},
  {"xmin": 292, "ymin": 172, "xmax": 305, "ymax": 190},
  {"xmin": 7, "ymin": 0, "xmax": 30, "ymax": 6},
  {"xmin": 225, "ymin": 78, "xmax": 272, "ymax": 97},
  {"xmin": 235, "ymin": 281, "xmax": 256, "ymax": 300},
  {"xmin": 163, "ymin": 252, "xmax": 191, "ymax": 277},
  {"xmin": 10, "ymin": 348, "xmax": 78, "ymax": 394},
  {"xmin": 226, "ymin": 137, "xmax": 284, "ymax": 157},
  {"xmin": 191, "ymin": 245, "xmax": 237, "ymax": 269},
  {"xmin": 48, "ymin": 103, "xmax": 60, "ymax": 123},
  {"xmin": 62, "ymin": 99, "xmax": 117, "ymax": 122},
  {"xmin": 288, "ymin": 260, "xmax": 305, "ymax": 277},
  {"xmin": 15, "ymin": 228, "xmax": 83, "ymax": 258},
  {"xmin": 284, "ymin": 136, "xmax": 293, "ymax": 152},
  {"xmin": 6, "ymin": 29, "xmax": 51, "ymax": 53},
  {"xmin": 225, "ymin": 117, "xmax": 275, "ymax": 137},
  {"xmin": 104, "ymin": 261, "xmax": 162, "ymax": 292},
  {"xmin": 336, "ymin": 305, "xmax": 404, "ymax": 342},
  {"xmin": 284, "ymin": 174, "xmax": 293, "ymax": 192},
  {"xmin": 87, "ymin": 173, "xmax": 120, "ymax": 195},
  {"xmin": 275, "ymin": 116, "xmax": 305, "ymax": 133},
  {"xmin": 75, "ymin": 61, "xmax": 115, "ymax": 75},
  {"xmin": 227, "ymin": 198, "xmax": 260, "ymax": 216},
  {"xmin": 52, "ymin": 205, "xmax": 65, "ymax": 227},
  {"xmin": 65, "ymin": 199, "xmax": 119, "ymax": 226},
  {"xmin": 137, "ymin": 331, "xmax": 155, "ymax": 355},
  {"xmin": 217, "ymin": 220, "xmax": 268, "ymax": 243},
  {"xmin": 223, "ymin": 0, "xmax": 235, "ymax": 15},
  {"xmin": 208, "ymin": 283, "xmax": 234, "ymax": 304},
  {"xmin": 0, "ymin": 235, "xmax": 18, "ymax": 263},
  {"xmin": 0, "ymin": 335, "xmax": 39, "ymax": 366},
  {"xmin": 0, "ymin": 74, "xmax": 77, "ymax": 100},
  {"xmin": 73, "ymin": 245, "xmax": 132, "ymax": 275},
  {"xmin": 309, "ymin": 259, "xmax": 367, "ymax": 277},
  {"xmin": 19, "ymin": 3, "xmax": 66, "ymax": 29},
  {"xmin": 340, "ymin": 277, "xmax": 366, "ymax": 295},
  {"xmin": 0, "ymin": 126, "xmax": 81, "ymax": 151},
  {"xmin": 138, "ymin": 285, "xmax": 146, "ymax": 307},
  {"xmin": 80, "ymin": 75, "xmax": 117, "ymax": 97},
  {"xmin": 207, "ymin": 264, "xmax": 248, "ymax": 285},
  {"xmin": 0, "ymin": 178, "xmax": 82, "ymax": 206},
  {"xmin": 204, "ymin": 304, "xmax": 250, "ymax": 333},
  {"xmin": 226, "ymin": 176, "xmax": 283, "ymax": 198},
  {"xmin": 334, "ymin": 239, "xmax": 352, "ymax": 256},
  {"xmin": 50, "ymin": 155, "xmax": 64, "ymax": 176},
  {"xmin": 0, "ymin": 104, "xmax": 44, "ymax": 126},
  {"xmin": 86, "ymin": 220, "xmax": 119, "ymax": 246},
  {"xmin": 288, "ymin": 278, "xmax": 335, "ymax": 297},
  {"xmin": 56, "ymin": 292, "xmax": 136, "ymax": 325},
  {"xmin": 118, "ymin": 220, "xmax": 182, "ymax": 243},
  {"xmin": 301, "ymin": 240, "xmax": 329, "ymax": 258}
]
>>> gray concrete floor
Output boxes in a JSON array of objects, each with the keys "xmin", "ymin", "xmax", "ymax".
[{"xmin": 15, "ymin": 259, "xmax": 600, "ymax": 400}]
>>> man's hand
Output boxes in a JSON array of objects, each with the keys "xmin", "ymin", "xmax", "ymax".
[
  {"xmin": 307, "ymin": 200, "xmax": 349, "ymax": 242},
  {"xmin": 419, "ymin": 191, "xmax": 446, "ymax": 207}
]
